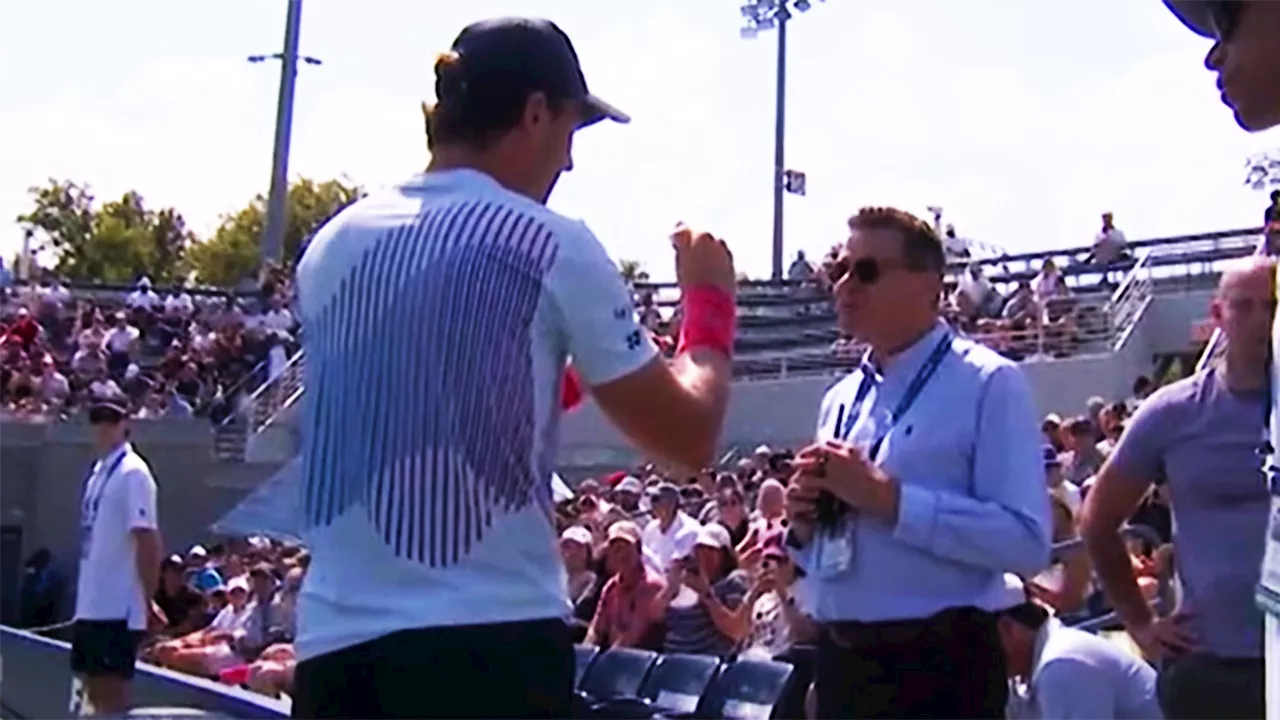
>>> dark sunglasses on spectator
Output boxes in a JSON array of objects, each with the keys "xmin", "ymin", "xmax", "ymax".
[
  {"xmin": 1206, "ymin": 0, "xmax": 1243, "ymax": 40},
  {"xmin": 826, "ymin": 257, "xmax": 899, "ymax": 286}
]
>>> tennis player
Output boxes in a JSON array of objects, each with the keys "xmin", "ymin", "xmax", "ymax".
[{"xmin": 289, "ymin": 17, "xmax": 737, "ymax": 719}]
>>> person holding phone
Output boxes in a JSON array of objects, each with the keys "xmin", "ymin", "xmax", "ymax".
[{"xmin": 654, "ymin": 525, "xmax": 750, "ymax": 657}]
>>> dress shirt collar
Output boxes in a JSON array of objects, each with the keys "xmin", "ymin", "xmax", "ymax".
[{"xmin": 867, "ymin": 319, "xmax": 951, "ymax": 384}]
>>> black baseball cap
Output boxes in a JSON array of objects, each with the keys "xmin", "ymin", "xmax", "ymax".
[
  {"xmin": 446, "ymin": 17, "xmax": 630, "ymax": 128},
  {"xmin": 88, "ymin": 398, "xmax": 128, "ymax": 424},
  {"xmin": 1162, "ymin": 0, "xmax": 1219, "ymax": 39}
]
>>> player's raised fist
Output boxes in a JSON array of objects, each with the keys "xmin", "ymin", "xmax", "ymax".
[{"xmin": 671, "ymin": 223, "xmax": 735, "ymax": 297}]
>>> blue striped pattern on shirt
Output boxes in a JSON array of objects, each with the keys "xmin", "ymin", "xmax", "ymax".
[{"xmin": 299, "ymin": 198, "xmax": 559, "ymax": 568}]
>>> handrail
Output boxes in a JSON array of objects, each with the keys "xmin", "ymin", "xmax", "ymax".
[
  {"xmin": 215, "ymin": 359, "xmax": 271, "ymax": 426},
  {"xmin": 1194, "ymin": 234, "xmax": 1272, "ymax": 373},
  {"xmin": 1109, "ymin": 250, "xmax": 1150, "ymax": 307}
]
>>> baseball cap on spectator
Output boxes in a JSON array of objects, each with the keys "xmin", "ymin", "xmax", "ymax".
[
  {"xmin": 1066, "ymin": 416, "xmax": 1096, "ymax": 437},
  {"xmin": 615, "ymin": 476, "xmax": 643, "ymax": 495},
  {"xmin": 754, "ymin": 445, "xmax": 773, "ymax": 457},
  {"xmin": 695, "ymin": 524, "xmax": 732, "ymax": 551},
  {"xmin": 227, "ymin": 576, "xmax": 250, "ymax": 594},
  {"xmin": 648, "ymin": 482, "xmax": 681, "ymax": 504},
  {"xmin": 560, "ymin": 526, "xmax": 593, "ymax": 546},
  {"xmin": 162, "ymin": 554, "xmax": 183, "ymax": 571},
  {"xmin": 438, "ymin": 17, "xmax": 629, "ymax": 130},
  {"xmin": 606, "ymin": 520, "xmax": 642, "ymax": 546},
  {"xmin": 603, "ymin": 470, "xmax": 628, "ymax": 488},
  {"xmin": 716, "ymin": 473, "xmax": 739, "ymax": 491}
]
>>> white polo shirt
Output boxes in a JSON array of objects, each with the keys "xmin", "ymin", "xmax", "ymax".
[
  {"xmin": 74, "ymin": 443, "xmax": 159, "ymax": 630},
  {"xmin": 292, "ymin": 168, "xmax": 657, "ymax": 661}
]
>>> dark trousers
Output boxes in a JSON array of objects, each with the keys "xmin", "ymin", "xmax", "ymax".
[
  {"xmin": 815, "ymin": 607, "xmax": 1007, "ymax": 719},
  {"xmin": 292, "ymin": 618, "xmax": 574, "ymax": 719},
  {"xmin": 1157, "ymin": 653, "xmax": 1264, "ymax": 720}
]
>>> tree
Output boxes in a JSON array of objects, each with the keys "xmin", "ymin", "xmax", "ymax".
[
  {"xmin": 15, "ymin": 180, "xmax": 195, "ymax": 284},
  {"xmin": 617, "ymin": 258, "xmax": 650, "ymax": 285},
  {"xmin": 187, "ymin": 177, "xmax": 364, "ymax": 286}
]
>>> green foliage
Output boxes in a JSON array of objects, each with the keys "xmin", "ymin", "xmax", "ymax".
[
  {"xmin": 16, "ymin": 180, "xmax": 195, "ymax": 284},
  {"xmin": 14, "ymin": 176, "xmax": 364, "ymax": 288},
  {"xmin": 187, "ymin": 177, "xmax": 364, "ymax": 286}
]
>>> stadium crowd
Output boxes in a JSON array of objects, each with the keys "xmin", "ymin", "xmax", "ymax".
[
  {"xmin": 0, "ymin": 266, "xmax": 299, "ymax": 423},
  {"xmin": 12, "ymin": 368, "xmax": 1167, "ymax": 711}
]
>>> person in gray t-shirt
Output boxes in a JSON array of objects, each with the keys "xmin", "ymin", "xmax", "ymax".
[{"xmin": 1081, "ymin": 257, "xmax": 1274, "ymax": 719}]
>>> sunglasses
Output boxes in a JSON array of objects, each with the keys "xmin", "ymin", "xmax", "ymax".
[
  {"xmin": 826, "ymin": 257, "xmax": 898, "ymax": 286},
  {"xmin": 1206, "ymin": 0, "xmax": 1243, "ymax": 41}
]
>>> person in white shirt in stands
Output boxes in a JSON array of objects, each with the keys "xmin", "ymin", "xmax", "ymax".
[
  {"xmin": 642, "ymin": 482, "xmax": 702, "ymax": 571},
  {"xmin": 163, "ymin": 287, "xmax": 193, "ymax": 319},
  {"xmin": 290, "ymin": 16, "xmax": 737, "ymax": 719},
  {"xmin": 259, "ymin": 296, "xmax": 296, "ymax": 335},
  {"xmin": 125, "ymin": 277, "xmax": 161, "ymax": 312},
  {"xmin": 70, "ymin": 399, "xmax": 164, "ymax": 717},
  {"xmin": 1091, "ymin": 212, "xmax": 1129, "ymax": 281},
  {"xmin": 998, "ymin": 574, "xmax": 1161, "ymax": 719}
]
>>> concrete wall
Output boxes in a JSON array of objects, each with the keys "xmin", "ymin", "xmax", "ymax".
[
  {"xmin": 0, "ymin": 420, "xmax": 282, "ymax": 624},
  {"xmin": 0, "ymin": 626, "xmax": 288, "ymax": 718}
]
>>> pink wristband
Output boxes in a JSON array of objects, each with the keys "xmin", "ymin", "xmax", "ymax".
[{"xmin": 677, "ymin": 285, "xmax": 736, "ymax": 359}]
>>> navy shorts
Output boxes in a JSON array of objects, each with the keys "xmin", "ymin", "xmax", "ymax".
[{"xmin": 69, "ymin": 620, "xmax": 144, "ymax": 679}]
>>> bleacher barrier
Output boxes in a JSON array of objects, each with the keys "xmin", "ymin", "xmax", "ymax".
[
  {"xmin": 0, "ymin": 626, "xmax": 289, "ymax": 719},
  {"xmin": 1052, "ymin": 525, "xmax": 1172, "ymax": 633}
]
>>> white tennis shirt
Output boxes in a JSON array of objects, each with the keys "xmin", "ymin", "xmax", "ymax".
[{"xmin": 292, "ymin": 168, "xmax": 657, "ymax": 661}]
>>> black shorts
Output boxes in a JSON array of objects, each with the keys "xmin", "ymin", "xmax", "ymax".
[
  {"xmin": 69, "ymin": 620, "xmax": 144, "ymax": 679},
  {"xmin": 292, "ymin": 618, "xmax": 573, "ymax": 719}
]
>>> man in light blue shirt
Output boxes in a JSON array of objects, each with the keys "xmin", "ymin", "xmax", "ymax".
[
  {"xmin": 998, "ymin": 574, "xmax": 1162, "ymax": 720},
  {"xmin": 785, "ymin": 206, "xmax": 1051, "ymax": 718}
]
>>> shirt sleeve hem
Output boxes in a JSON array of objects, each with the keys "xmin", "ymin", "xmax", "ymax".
[{"xmin": 893, "ymin": 483, "xmax": 938, "ymax": 548}]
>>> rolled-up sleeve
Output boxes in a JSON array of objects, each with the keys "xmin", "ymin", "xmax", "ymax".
[{"xmin": 893, "ymin": 364, "xmax": 1052, "ymax": 576}]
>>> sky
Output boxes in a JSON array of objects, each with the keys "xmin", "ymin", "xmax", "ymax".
[{"xmin": 1, "ymin": 0, "xmax": 1278, "ymax": 281}]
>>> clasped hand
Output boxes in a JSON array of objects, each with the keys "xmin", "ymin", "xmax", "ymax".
[{"xmin": 785, "ymin": 440, "xmax": 899, "ymax": 523}]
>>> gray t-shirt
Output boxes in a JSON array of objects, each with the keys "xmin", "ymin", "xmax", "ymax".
[{"xmin": 1108, "ymin": 368, "xmax": 1267, "ymax": 658}]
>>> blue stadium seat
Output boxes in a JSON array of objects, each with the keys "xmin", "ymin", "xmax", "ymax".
[
  {"xmin": 591, "ymin": 652, "xmax": 722, "ymax": 718},
  {"xmin": 576, "ymin": 645, "xmax": 601, "ymax": 688},
  {"xmin": 579, "ymin": 647, "xmax": 659, "ymax": 704},
  {"xmin": 690, "ymin": 658, "xmax": 794, "ymax": 720}
]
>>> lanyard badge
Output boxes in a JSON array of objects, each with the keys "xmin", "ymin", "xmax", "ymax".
[{"xmin": 80, "ymin": 451, "xmax": 128, "ymax": 560}]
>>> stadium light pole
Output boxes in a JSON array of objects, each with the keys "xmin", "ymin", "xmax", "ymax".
[
  {"xmin": 249, "ymin": 0, "xmax": 322, "ymax": 270},
  {"xmin": 740, "ymin": 0, "xmax": 821, "ymax": 282}
]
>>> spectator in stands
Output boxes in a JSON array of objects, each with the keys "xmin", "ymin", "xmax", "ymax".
[
  {"xmin": 656, "ymin": 524, "xmax": 749, "ymax": 657},
  {"xmin": 560, "ymin": 526, "xmax": 599, "ymax": 635},
  {"xmin": 704, "ymin": 486, "xmax": 750, "ymax": 546},
  {"xmin": 153, "ymin": 576, "xmax": 261, "ymax": 677},
  {"xmin": 752, "ymin": 478, "xmax": 787, "ymax": 534},
  {"xmin": 1042, "ymin": 413, "xmax": 1065, "ymax": 452},
  {"xmin": 998, "ymin": 575, "xmax": 1161, "ymax": 720},
  {"xmin": 153, "ymin": 555, "xmax": 204, "ymax": 637},
  {"xmin": 126, "ymin": 277, "xmax": 161, "ymax": 313},
  {"xmin": 788, "ymin": 250, "xmax": 815, "ymax": 282},
  {"xmin": 1060, "ymin": 416, "xmax": 1106, "ymax": 485},
  {"xmin": 587, "ymin": 521, "xmax": 666, "ymax": 651},
  {"xmin": 738, "ymin": 532, "xmax": 816, "ymax": 660},
  {"xmin": 1265, "ymin": 189, "xmax": 1279, "ymax": 226},
  {"xmin": 1082, "ymin": 257, "xmax": 1275, "ymax": 719},
  {"xmin": 19, "ymin": 548, "xmax": 64, "ymax": 629},
  {"xmin": 1090, "ymin": 212, "xmax": 1129, "ymax": 273},
  {"xmin": 1031, "ymin": 259, "xmax": 1068, "ymax": 303},
  {"xmin": 958, "ymin": 263, "xmax": 1000, "ymax": 318},
  {"xmin": 1131, "ymin": 375, "xmax": 1154, "ymax": 409},
  {"xmin": 1096, "ymin": 401, "xmax": 1130, "ymax": 455},
  {"xmin": 642, "ymin": 482, "xmax": 701, "ymax": 569},
  {"xmin": 104, "ymin": 311, "xmax": 140, "ymax": 377},
  {"xmin": 1044, "ymin": 445, "xmax": 1082, "ymax": 515}
]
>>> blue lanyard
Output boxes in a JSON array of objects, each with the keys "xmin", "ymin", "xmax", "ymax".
[
  {"xmin": 835, "ymin": 334, "xmax": 952, "ymax": 462},
  {"xmin": 82, "ymin": 450, "xmax": 128, "ymax": 523}
]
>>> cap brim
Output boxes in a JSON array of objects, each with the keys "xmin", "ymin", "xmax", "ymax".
[
  {"xmin": 1163, "ymin": 0, "xmax": 1215, "ymax": 39},
  {"xmin": 579, "ymin": 94, "xmax": 630, "ymax": 128}
]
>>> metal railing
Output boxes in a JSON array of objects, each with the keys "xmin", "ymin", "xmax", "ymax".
[
  {"xmin": 1195, "ymin": 235, "xmax": 1272, "ymax": 373},
  {"xmin": 244, "ymin": 352, "xmax": 306, "ymax": 433}
]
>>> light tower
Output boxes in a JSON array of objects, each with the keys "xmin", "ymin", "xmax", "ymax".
[{"xmin": 739, "ymin": 0, "xmax": 823, "ymax": 281}]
